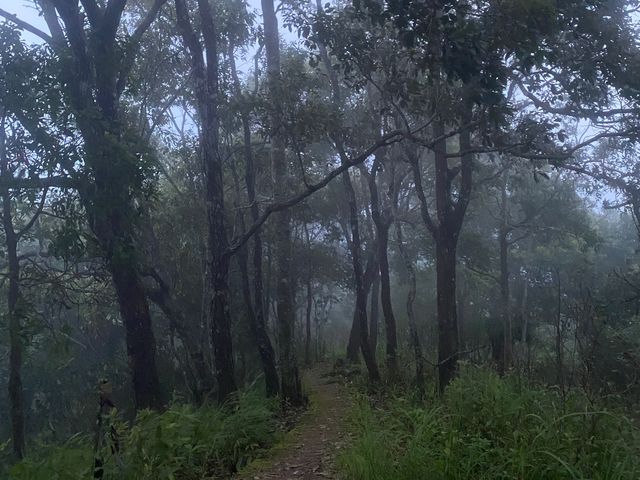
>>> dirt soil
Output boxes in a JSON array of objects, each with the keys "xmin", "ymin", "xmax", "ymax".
[{"xmin": 237, "ymin": 366, "xmax": 351, "ymax": 480}]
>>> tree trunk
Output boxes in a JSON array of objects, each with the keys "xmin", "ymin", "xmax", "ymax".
[
  {"xmin": 369, "ymin": 270, "xmax": 380, "ymax": 353},
  {"xmin": 229, "ymin": 43, "xmax": 279, "ymax": 397},
  {"xmin": 396, "ymin": 221, "xmax": 425, "ymax": 399},
  {"xmin": 1, "ymin": 110, "xmax": 25, "ymax": 458},
  {"xmin": 435, "ymin": 232, "xmax": 459, "ymax": 392},
  {"xmin": 2, "ymin": 196, "xmax": 25, "ymax": 459},
  {"xmin": 303, "ymin": 223, "xmax": 313, "ymax": 366},
  {"xmin": 261, "ymin": 0, "xmax": 303, "ymax": 405},
  {"xmin": 377, "ymin": 223, "xmax": 398, "ymax": 376},
  {"xmin": 346, "ymin": 310, "xmax": 361, "ymax": 363},
  {"xmin": 499, "ymin": 170, "xmax": 512, "ymax": 374}
]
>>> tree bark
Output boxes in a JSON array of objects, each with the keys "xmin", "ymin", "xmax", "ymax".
[{"xmin": 262, "ymin": 0, "xmax": 303, "ymax": 404}]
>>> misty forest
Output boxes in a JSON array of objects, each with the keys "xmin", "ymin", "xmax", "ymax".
[{"xmin": 1, "ymin": 0, "xmax": 640, "ymax": 478}]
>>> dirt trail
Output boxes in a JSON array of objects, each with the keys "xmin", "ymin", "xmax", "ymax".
[{"xmin": 238, "ymin": 367, "xmax": 351, "ymax": 480}]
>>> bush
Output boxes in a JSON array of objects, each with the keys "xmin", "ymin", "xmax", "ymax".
[
  {"xmin": 8, "ymin": 391, "xmax": 277, "ymax": 480},
  {"xmin": 340, "ymin": 366, "xmax": 640, "ymax": 480}
]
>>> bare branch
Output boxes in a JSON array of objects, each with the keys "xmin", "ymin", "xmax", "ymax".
[{"xmin": 0, "ymin": 7, "xmax": 54, "ymax": 45}]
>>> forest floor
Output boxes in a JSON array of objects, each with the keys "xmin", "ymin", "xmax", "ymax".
[{"xmin": 237, "ymin": 365, "xmax": 351, "ymax": 480}]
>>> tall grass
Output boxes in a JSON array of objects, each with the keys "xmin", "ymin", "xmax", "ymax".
[
  {"xmin": 340, "ymin": 366, "xmax": 640, "ymax": 480},
  {"xmin": 8, "ymin": 391, "xmax": 277, "ymax": 480}
]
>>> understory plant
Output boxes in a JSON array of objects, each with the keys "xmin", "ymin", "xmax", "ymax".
[
  {"xmin": 8, "ymin": 391, "xmax": 277, "ymax": 480},
  {"xmin": 340, "ymin": 366, "xmax": 640, "ymax": 480}
]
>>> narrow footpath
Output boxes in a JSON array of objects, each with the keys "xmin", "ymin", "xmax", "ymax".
[{"xmin": 238, "ymin": 367, "xmax": 351, "ymax": 480}]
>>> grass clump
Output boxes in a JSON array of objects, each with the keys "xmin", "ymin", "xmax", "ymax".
[
  {"xmin": 8, "ymin": 391, "xmax": 277, "ymax": 480},
  {"xmin": 340, "ymin": 366, "xmax": 640, "ymax": 480}
]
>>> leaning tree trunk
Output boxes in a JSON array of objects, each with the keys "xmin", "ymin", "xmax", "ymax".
[{"xmin": 262, "ymin": 0, "xmax": 303, "ymax": 404}]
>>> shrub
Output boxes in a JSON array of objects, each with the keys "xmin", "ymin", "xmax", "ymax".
[{"xmin": 9, "ymin": 391, "xmax": 277, "ymax": 480}]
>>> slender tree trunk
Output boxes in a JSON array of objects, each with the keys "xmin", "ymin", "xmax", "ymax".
[
  {"xmin": 369, "ymin": 270, "xmax": 380, "ymax": 353},
  {"xmin": 555, "ymin": 268, "xmax": 564, "ymax": 392},
  {"xmin": 396, "ymin": 221, "xmax": 425, "ymax": 399},
  {"xmin": 520, "ymin": 277, "xmax": 530, "ymax": 371},
  {"xmin": 229, "ymin": 44, "xmax": 279, "ymax": 397},
  {"xmin": 377, "ymin": 224, "xmax": 398, "ymax": 376},
  {"xmin": 499, "ymin": 170, "xmax": 512, "ymax": 374},
  {"xmin": 1, "ymin": 111, "xmax": 25, "ymax": 459},
  {"xmin": 262, "ymin": 0, "xmax": 303, "ymax": 404},
  {"xmin": 2, "ymin": 198, "xmax": 25, "ymax": 459},
  {"xmin": 303, "ymin": 223, "xmax": 313, "ymax": 366}
]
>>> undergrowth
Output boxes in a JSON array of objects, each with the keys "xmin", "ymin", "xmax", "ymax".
[
  {"xmin": 7, "ymin": 390, "xmax": 277, "ymax": 480},
  {"xmin": 340, "ymin": 366, "xmax": 640, "ymax": 479}
]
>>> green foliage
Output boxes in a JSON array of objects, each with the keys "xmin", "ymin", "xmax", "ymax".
[
  {"xmin": 8, "ymin": 392, "xmax": 277, "ymax": 480},
  {"xmin": 340, "ymin": 366, "xmax": 640, "ymax": 480}
]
